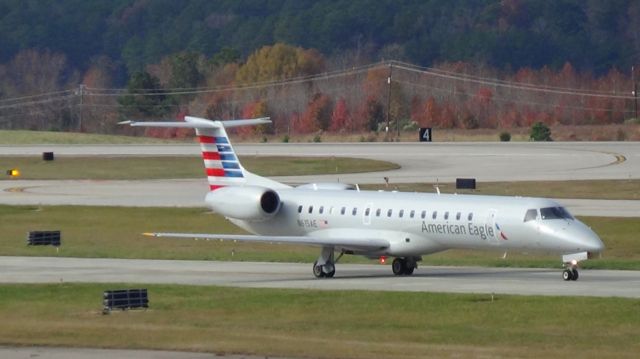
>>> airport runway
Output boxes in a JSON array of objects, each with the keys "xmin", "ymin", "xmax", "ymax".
[{"xmin": 1, "ymin": 256, "xmax": 638, "ymax": 298}]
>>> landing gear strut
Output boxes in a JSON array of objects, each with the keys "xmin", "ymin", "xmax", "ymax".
[
  {"xmin": 392, "ymin": 257, "xmax": 417, "ymax": 276},
  {"xmin": 561, "ymin": 252, "xmax": 589, "ymax": 281},
  {"xmin": 312, "ymin": 246, "xmax": 341, "ymax": 278}
]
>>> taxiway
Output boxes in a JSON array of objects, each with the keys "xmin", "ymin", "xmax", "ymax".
[{"xmin": 1, "ymin": 256, "xmax": 638, "ymax": 298}]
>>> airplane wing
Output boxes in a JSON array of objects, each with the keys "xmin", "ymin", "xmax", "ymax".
[{"xmin": 143, "ymin": 232, "xmax": 389, "ymax": 251}]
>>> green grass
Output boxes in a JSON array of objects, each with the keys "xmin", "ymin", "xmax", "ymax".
[
  {"xmin": 1, "ymin": 205, "xmax": 638, "ymax": 269},
  {"xmin": 363, "ymin": 179, "xmax": 640, "ymax": 200},
  {"xmin": 0, "ymin": 156, "xmax": 399, "ymax": 180},
  {"xmin": 0, "ymin": 130, "xmax": 179, "ymax": 144},
  {"xmin": 0, "ymin": 283, "xmax": 637, "ymax": 358}
]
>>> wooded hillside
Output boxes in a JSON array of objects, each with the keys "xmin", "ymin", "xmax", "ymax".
[{"xmin": 0, "ymin": 1, "xmax": 639, "ymax": 138}]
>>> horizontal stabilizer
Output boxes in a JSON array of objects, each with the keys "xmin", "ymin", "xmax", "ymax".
[
  {"xmin": 119, "ymin": 116, "xmax": 270, "ymax": 128},
  {"xmin": 143, "ymin": 232, "xmax": 389, "ymax": 251}
]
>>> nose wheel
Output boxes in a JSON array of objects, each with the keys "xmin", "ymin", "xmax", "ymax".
[{"xmin": 562, "ymin": 268, "xmax": 579, "ymax": 281}]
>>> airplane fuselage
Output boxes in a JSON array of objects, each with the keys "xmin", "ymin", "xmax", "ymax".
[{"xmin": 228, "ymin": 188, "xmax": 603, "ymax": 258}]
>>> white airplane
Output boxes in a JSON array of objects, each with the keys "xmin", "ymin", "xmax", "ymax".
[{"xmin": 123, "ymin": 116, "xmax": 604, "ymax": 281}]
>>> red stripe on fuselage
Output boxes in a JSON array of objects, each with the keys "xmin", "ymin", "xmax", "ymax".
[
  {"xmin": 199, "ymin": 136, "xmax": 216, "ymax": 144},
  {"xmin": 202, "ymin": 151, "xmax": 220, "ymax": 160},
  {"xmin": 210, "ymin": 185, "xmax": 224, "ymax": 190}
]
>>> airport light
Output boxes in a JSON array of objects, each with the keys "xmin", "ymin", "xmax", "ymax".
[{"xmin": 6, "ymin": 168, "xmax": 20, "ymax": 177}]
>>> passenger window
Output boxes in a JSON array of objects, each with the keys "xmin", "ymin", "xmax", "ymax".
[
  {"xmin": 297, "ymin": 205, "xmax": 302, "ymax": 213},
  {"xmin": 341, "ymin": 207, "xmax": 346, "ymax": 215},
  {"xmin": 399, "ymin": 209, "xmax": 404, "ymax": 218},
  {"xmin": 308, "ymin": 206, "xmax": 313, "ymax": 214},
  {"xmin": 376, "ymin": 208, "xmax": 381, "ymax": 217},
  {"xmin": 524, "ymin": 209, "xmax": 538, "ymax": 222},
  {"xmin": 432, "ymin": 211, "xmax": 437, "ymax": 219},
  {"xmin": 319, "ymin": 206, "xmax": 324, "ymax": 214},
  {"xmin": 365, "ymin": 208, "xmax": 370, "ymax": 216},
  {"xmin": 387, "ymin": 209, "xmax": 393, "ymax": 217},
  {"xmin": 352, "ymin": 207, "xmax": 357, "ymax": 216},
  {"xmin": 410, "ymin": 210, "xmax": 415, "ymax": 218},
  {"xmin": 468, "ymin": 213, "xmax": 473, "ymax": 221},
  {"xmin": 456, "ymin": 212, "xmax": 461, "ymax": 220},
  {"xmin": 421, "ymin": 210, "xmax": 426, "ymax": 219},
  {"xmin": 444, "ymin": 212, "xmax": 449, "ymax": 220}
]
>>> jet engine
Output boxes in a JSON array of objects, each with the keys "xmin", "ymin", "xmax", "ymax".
[{"xmin": 205, "ymin": 186, "xmax": 281, "ymax": 221}]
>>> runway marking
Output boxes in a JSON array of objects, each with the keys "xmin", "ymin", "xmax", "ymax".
[{"xmin": 3, "ymin": 186, "xmax": 27, "ymax": 193}]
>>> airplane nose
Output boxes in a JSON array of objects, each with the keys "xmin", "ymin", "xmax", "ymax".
[{"xmin": 577, "ymin": 222, "xmax": 605, "ymax": 253}]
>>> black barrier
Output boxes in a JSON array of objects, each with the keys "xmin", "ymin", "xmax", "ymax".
[
  {"xmin": 27, "ymin": 231, "xmax": 61, "ymax": 247},
  {"xmin": 103, "ymin": 289, "xmax": 149, "ymax": 313},
  {"xmin": 43, "ymin": 152, "xmax": 54, "ymax": 161},
  {"xmin": 456, "ymin": 178, "xmax": 476, "ymax": 189},
  {"xmin": 419, "ymin": 127, "xmax": 432, "ymax": 142}
]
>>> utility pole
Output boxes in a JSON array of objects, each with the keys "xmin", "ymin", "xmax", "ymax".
[
  {"xmin": 78, "ymin": 84, "xmax": 85, "ymax": 132},
  {"xmin": 633, "ymin": 66, "xmax": 638, "ymax": 120},
  {"xmin": 385, "ymin": 62, "xmax": 392, "ymax": 136}
]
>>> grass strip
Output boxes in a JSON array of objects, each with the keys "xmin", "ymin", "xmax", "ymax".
[
  {"xmin": 362, "ymin": 179, "xmax": 640, "ymax": 200},
  {"xmin": 0, "ymin": 283, "xmax": 637, "ymax": 359},
  {"xmin": 0, "ymin": 130, "xmax": 177, "ymax": 144},
  {"xmin": 0, "ymin": 205, "xmax": 638, "ymax": 269},
  {"xmin": 0, "ymin": 156, "xmax": 399, "ymax": 180}
]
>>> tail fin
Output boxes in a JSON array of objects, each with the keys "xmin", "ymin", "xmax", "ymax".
[{"xmin": 122, "ymin": 116, "xmax": 290, "ymax": 191}]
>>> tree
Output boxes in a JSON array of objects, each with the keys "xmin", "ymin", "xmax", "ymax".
[
  {"xmin": 363, "ymin": 96, "xmax": 385, "ymax": 132},
  {"xmin": 299, "ymin": 93, "xmax": 333, "ymax": 133},
  {"xmin": 118, "ymin": 71, "xmax": 171, "ymax": 118},
  {"xmin": 329, "ymin": 97, "xmax": 351, "ymax": 132},
  {"xmin": 211, "ymin": 47, "xmax": 240, "ymax": 66},
  {"xmin": 529, "ymin": 122, "xmax": 552, "ymax": 141},
  {"xmin": 169, "ymin": 52, "xmax": 203, "ymax": 89},
  {"xmin": 236, "ymin": 43, "xmax": 325, "ymax": 83}
]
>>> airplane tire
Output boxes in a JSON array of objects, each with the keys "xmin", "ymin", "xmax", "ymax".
[
  {"xmin": 404, "ymin": 266, "xmax": 415, "ymax": 275},
  {"xmin": 392, "ymin": 258, "xmax": 405, "ymax": 275},
  {"xmin": 325, "ymin": 269, "xmax": 336, "ymax": 278},
  {"xmin": 571, "ymin": 268, "xmax": 579, "ymax": 281},
  {"xmin": 562, "ymin": 269, "xmax": 573, "ymax": 281},
  {"xmin": 313, "ymin": 261, "xmax": 325, "ymax": 278}
]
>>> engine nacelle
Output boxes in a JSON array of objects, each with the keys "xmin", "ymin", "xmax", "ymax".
[{"xmin": 205, "ymin": 186, "xmax": 281, "ymax": 221}]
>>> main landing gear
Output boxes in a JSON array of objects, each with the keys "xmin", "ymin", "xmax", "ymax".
[
  {"xmin": 392, "ymin": 257, "xmax": 418, "ymax": 276},
  {"xmin": 313, "ymin": 246, "xmax": 343, "ymax": 278}
]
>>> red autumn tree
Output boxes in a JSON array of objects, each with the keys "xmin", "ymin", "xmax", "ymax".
[{"xmin": 329, "ymin": 97, "xmax": 351, "ymax": 132}]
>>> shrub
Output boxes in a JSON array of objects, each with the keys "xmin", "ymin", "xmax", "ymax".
[
  {"xmin": 499, "ymin": 132, "xmax": 511, "ymax": 142},
  {"xmin": 529, "ymin": 122, "xmax": 552, "ymax": 141}
]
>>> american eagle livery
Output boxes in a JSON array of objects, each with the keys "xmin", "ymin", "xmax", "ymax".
[{"xmin": 122, "ymin": 117, "xmax": 604, "ymax": 281}]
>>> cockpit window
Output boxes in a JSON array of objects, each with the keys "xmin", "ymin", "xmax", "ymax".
[
  {"xmin": 524, "ymin": 209, "xmax": 537, "ymax": 222},
  {"xmin": 540, "ymin": 207, "xmax": 574, "ymax": 220}
]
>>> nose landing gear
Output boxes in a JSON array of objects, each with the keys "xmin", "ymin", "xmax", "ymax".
[
  {"xmin": 562, "ymin": 267, "xmax": 579, "ymax": 281},
  {"xmin": 561, "ymin": 252, "xmax": 589, "ymax": 281}
]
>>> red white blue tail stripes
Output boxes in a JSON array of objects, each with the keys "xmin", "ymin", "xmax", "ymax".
[
  {"xmin": 196, "ymin": 128, "xmax": 245, "ymax": 190},
  {"xmin": 121, "ymin": 116, "xmax": 288, "ymax": 191}
]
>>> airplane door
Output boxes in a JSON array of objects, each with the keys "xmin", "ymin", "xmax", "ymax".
[
  {"xmin": 487, "ymin": 209, "xmax": 499, "ymax": 244},
  {"xmin": 363, "ymin": 203, "xmax": 372, "ymax": 225}
]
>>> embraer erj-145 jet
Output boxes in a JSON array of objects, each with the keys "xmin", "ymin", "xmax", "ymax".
[{"xmin": 123, "ymin": 117, "xmax": 604, "ymax": 281}]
